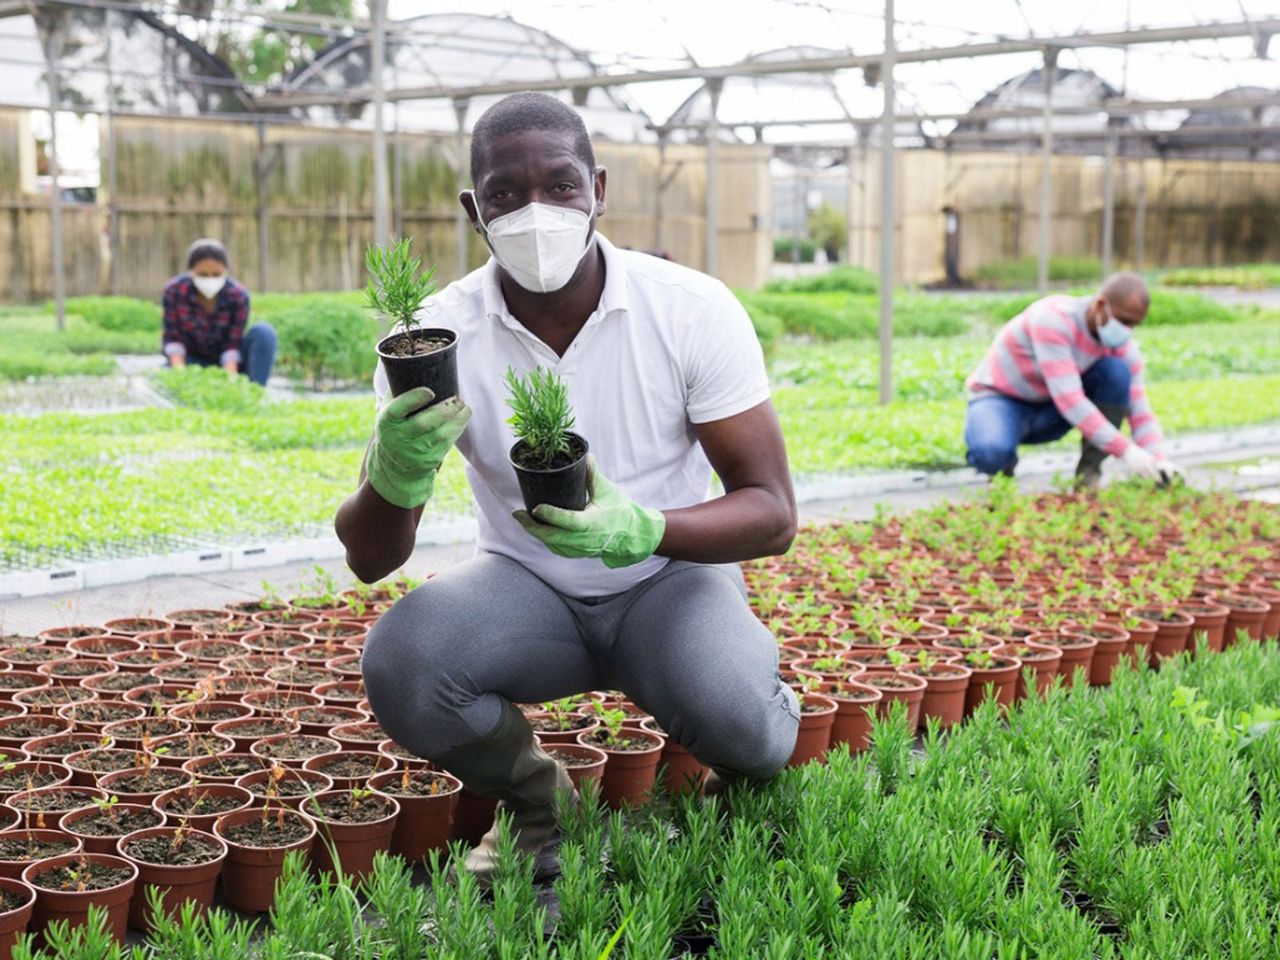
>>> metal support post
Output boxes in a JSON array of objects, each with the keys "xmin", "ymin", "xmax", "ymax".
[
  {"xmin": 1036, "ymin": 47, "xmax": 1058, "ymax": 295},
  {"xmin": 1101, "ymin": 126, "xmax": 1117, "ymax": 277},
  {"xmin": 454, "ymin": 98, "xmax": 469, "ymax": 279},
  {"xmin": 369, "ymin": 0, "xmax": 389, "ymax": 243},
  {"xmin": 704, "ymin": 78, "xmax": 723, "ymax": 277},
  {"xmin": 878, "ymin": 0, "xmax": 896, "ymax": 405}
]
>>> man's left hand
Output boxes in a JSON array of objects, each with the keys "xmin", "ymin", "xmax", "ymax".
[
  {"xmin": 1156, "ymin": 459, "xmax": 1185, "ymax": 485},
  {"xmin": 513, "ymin": 459, "xmax": 666, "ymax": 569}
]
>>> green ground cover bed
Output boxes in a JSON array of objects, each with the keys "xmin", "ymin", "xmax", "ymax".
[
  {"xmin": 21, "ymin": 638, "xmax": 1280, "ymax": 958},
  {"xmin": 1157, "ymin": 263, "xmax": 1280, "ymax": 290},
  {"xmin": 4, "ymin": 309, "xmax": 1280, "ymax": 568}
]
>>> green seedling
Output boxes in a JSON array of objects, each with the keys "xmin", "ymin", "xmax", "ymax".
[
  {"xmin": 364, "ymin": 238, "xmax": 438, "ymax": 338},
  {"xmin": 504, "ymin": 366, "xmax": 577, "ymax": 468}
]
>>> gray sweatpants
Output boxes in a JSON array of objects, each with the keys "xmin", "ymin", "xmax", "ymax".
[{"xmin": 360, "ymin": 554, "xmax": 800, "ymax": 780}]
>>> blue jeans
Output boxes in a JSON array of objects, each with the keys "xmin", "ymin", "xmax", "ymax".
[
  {"xmin": 181, "ymin": 323, "xmax": 277, "ymax": 386},
  {"xmin": 964, "ymin": 356, "xmax": 1131, "ymax": 476}
]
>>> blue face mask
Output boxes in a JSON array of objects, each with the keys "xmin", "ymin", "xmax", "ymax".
[{"xmin": 1098, "ymin": 306, "xmax": 1133, "ymax": 349}]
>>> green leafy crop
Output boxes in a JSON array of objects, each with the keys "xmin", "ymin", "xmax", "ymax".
[
  {"xmin": 504, "ymin": 366, "xmax": 577, "ymax": 468},
  {"xmin": 363, "ymin": 238, "xmax": 437, "ymax": 336}
]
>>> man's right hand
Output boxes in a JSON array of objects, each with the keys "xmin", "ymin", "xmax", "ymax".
[
  {"xmin": 1120, "ymin": 443, "xmax": 1161, "ymax": 482},
  {"xmin": 366, "ymin": 387, "xmax": 471, "ymax": 509}
]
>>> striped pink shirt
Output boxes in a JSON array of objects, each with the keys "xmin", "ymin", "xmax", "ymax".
[{"xmin": 966, "ymin": 295, "xmax": 1165, "ymax": 458}]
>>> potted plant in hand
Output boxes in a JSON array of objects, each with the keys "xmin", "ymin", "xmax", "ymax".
[
  {"xmin": 505, "ymin": 366, "xmax": 589, "ymax": 512},
  {"xmin": 367, "ymin": 238, "xmax": 457, "ymax": 406}
]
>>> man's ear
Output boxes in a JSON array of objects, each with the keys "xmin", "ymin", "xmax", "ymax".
[
  {"xmin": 459, "ymin": 190, "xmax": 483, "ymax": 233},
  {"xmin": 593, "ymin": 166, "xmax": 607, "ymax": 219}
]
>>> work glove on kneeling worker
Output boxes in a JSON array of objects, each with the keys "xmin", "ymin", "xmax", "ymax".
[
  {"xmin": 366, "ymin": 387, "xmax": 471, "ymax": 509},
  {"xmin": 513, "ymin": 458, "xmax": 667, "ymax": 569}
]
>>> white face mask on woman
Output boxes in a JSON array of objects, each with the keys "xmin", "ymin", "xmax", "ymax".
[
  {"xmin": 467, "ymin": 192, "xmax": 595, "ymax": 293},
  {"xmin": 192, "ymin": 274, "xmax": 227, "ymax": 299}
]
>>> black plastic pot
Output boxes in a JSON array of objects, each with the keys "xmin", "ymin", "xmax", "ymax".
[
  {"xmin": 375, "ymin": 328, "xmax": 458, "ymax": 406},
  {"xmin": 509, "ymin": 433, "xmax": 589, "ymax": 513}
]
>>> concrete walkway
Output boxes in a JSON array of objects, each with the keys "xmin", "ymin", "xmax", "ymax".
[{"xmin": 5, "ymin": 440, "xmax": 1278, "ymax": 635}]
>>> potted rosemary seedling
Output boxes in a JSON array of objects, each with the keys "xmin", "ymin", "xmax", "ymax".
[
  {"xmin": 367, "ymin": 238, "xmax": 458, "ymax": 406},
  {"xmin": 505, "ymin": 366, "xmax": 589, "ymax": 512}
]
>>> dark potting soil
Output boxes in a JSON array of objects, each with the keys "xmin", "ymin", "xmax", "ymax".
[
  {"xmin": 582, "ymin": 732, "xmax": 654, "ymax": 753},
  {"xmin": 2, "ymin": 647, "xmax": 64, "ymax": 663},
  {"xmin": 159, "ymin": 735, "xmax": 231, "ymax": 759},
  {"xmin": 310, "ymin": 794, "xmax": 394, "ymax": 824},
  {"xmin": 0, "ymin": 888, "xmax": 27, "ymax": 913},
  {"xmin": 68, "ymin": 750, "xmax": 135, "ymax": 774},
  {"xmin": 547, "ymin": 750, "xmax": 599, "ymax": 768},
  {"xmin": 30, "ymin": 738, "xmax": 96, "ymax": 756},
  {"xmin": 257, "ymin": 737, "xmax": 334, "ymax": 760},
  {"xmin": 123, "ymin": 832, "xmax": 222, "ymax": 867},
  {"xmin": 215, "ymin": 677, "xmax": 270, "ymax": 694},
  {"xmin": 313, "ymin": 756, "xmax": 382, "ymax": 779},
  {"xmin": 184, "ymin": 705, "xmax": 244, "ymax": 724},
  {"xmin": 70, "ymin": 807, "xmax": 163, "ymax": 837},
  {"xmin": 0, "ymin": 718, "xmax": 68, "ymax": 739},
  {"xmin": 0, "ymin": 675, "xmax": 36, "ymax": 690},
  {"xmin": 93, "ymin": 673, "xmax": 155, "ymax": 692},
  {"xmin": 334, "ymin": 724, "xmax": 384, "ymax": 744},
  {"xmin": 309, "ymin": 624, "xmax": 364, "ymax": 640},
  {"xmin": 230, "ymin": 720, "xmax": 294, "ymax": 737},
  {"xmin": 32, "ymin": 860, "xmax": 133, "ymax": 892},
  {"xmin": 108, "ymin": 770, "xmax": 188, "ymax": 794},
  {"xmin": 268, "ymin": 666, "xmax": 336, "ymax": 686},
  {"xmin": 244, "ymin": 634, "xmax": 297, "ymax": 652},
  {"xmin": 157, "ymin": 665, "xmax": 219, "ymax": 681},
  {"xmin": 45, "ymin": 662, "xmax": 104, "ymax": 678},
  {"xmin": 511, "ymin": 434, "xmax": 587, "ymax": 472},
  {"xmin": 866, "ymin": 675, "xmax": 920, "ymax": 690},
  {"xmin": 383, "ymin": 332, "xmax": 452, "ymax": 358},
  {"xmin": 189, "ymin": 641, "xmax": 243, "ymax": 658},
  {"xmin": 20, "ymin": 789, "xmax": 102, "ymax": 812},
  {"xmin": 378, "ymin": 772, "xmax": 453, "ymax": 797},
  {"xmin": 110, "ymin": 719, "xmax": 185, "ymax": 739},
  {"xmin": 245, "ymin": 776, "xmax": 316, "ymax": 798},
  {"xmin": 110, "ymin": 620, "xmax": 166, "ymax": 633},
  {"xmin": 196, "ymin": 756, "xmax": 266, "ymax": 778},
  {"xmin": 258, "ymin": 613, "xmax": 318, "ymax": 628},
  {"xmin": 167, "ymin": 791, "xmax": 246, "ymax": 817},
  {"xmin": 0, "ymin": 769, "xmax": 64, "ymax": 792},
  {"xmin": 0, "ymin": 836, "xmax": 77, "ymax": 861},
  {"xmin": 294, "ymin": 708, "xmax": 353, "ymax": 725},
  {"xmin": 66, "ymin": 703, "xmax": 137, "ymax": 724},
  {"xmin": 798, "ymin": 700, "xmax": 830, "ymax": 715},
  {"xmin": 531, "ymin": 715, "xmax": 592, "ymax": 733},
  {"xmin": 222, "ymin": 814, "xmax": 311, "ymax": 847},
  {"xmin": 19, "ymin": 688, "xmax": 90, "ymax": 707}
]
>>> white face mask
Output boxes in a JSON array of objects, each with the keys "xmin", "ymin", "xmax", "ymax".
[
  {"xmin": 469, "ymin": 193, "xmax": 595, "ymax": 293},
  {"xmin": 1097, "ymin": 304, "xmax": 1133, "ymax": 349},
  {"xmin": 192, "ymin": 274, "xmax": 227, "ymax": 299}
]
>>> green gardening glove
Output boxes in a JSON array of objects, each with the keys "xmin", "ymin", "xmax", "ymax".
[
  {"xmin": 366, "ymin": 387, "xmax": 471, "ymax": 509},
  {"xmin": 512, "ymin": 459, "xmax": 666, "ymax": 569}
]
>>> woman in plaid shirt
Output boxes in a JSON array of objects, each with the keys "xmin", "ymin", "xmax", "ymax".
[{"xmin": 162, "ymin": 238, "xmax": 277, "ymax": 385}]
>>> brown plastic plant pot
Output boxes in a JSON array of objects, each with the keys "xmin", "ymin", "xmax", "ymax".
[
  {"xmin": 240, "ymin": 689, "xmax": 323, "ymax": 717},
  {"xmin": 63, "ymin": 749, "xmax": 136, "ymax": 788},
  {"xmin": 0, "ymin": 874, "xmax": 35, "ymax": 959},
  {"xmin": 302, "ymin": 751, "xmax": 397, "ymax": 792},
  {"xmin": 5, "ymin": 787, "xmax": 108, "ymax": 830},
  {"xmin": 0, "ymin": 828, "xmax": 83, "ymax": 881},
  {"xmin": 1113, "ymin": 615, "xmax": 1157, "ymax": 669},
  {"xmin": 962, "ymin": 655, "xmax": 1023, "ymax": 718},
  {"xmin": 302, "ymin": 789, "xmax": 400, "ymax": 884},
  {"xmin": 810, "ymin": 681, "xmax": 882, "ymax": 753},
  {"xmin": 898, "ymin": 662, "xmax": 973, "ymax": 729},
  {"xmin": 0, "ymin": 672, "xmax": 49, "ymax": 704},
  {"xmin": 164, "ymin": 609, "xmax": 232, "ymax": 630},
  {"xmin": 542, "ymin": 744, "xmax": 608, "ymax": 791},
  {"xmin": 328, "ymin": 722, "xmax": 389, "ymax": 752},
  {"xmin": 1253, "ymin": 585, "xmax": 1280, "ymax": 640},
  {"xmin": 102, "ymin": 618, "xmax": 174, "ymax": 637},
  {"xmin": 367, "ymin": 769, "xmax": 462, "ymax": 862},
  {"xmin": 787, "ymin": 694, "xmax": 837, "ymax": 767},
  {"xmin": 116, "ymin": 826, "xmax": 227, "ymax": 933},
  {"xmin": 249, "ymin": 735, "xmax": 342, "ymax": 771},
  {"xmin": 23, "ymin": 852, "xmax": 137, "ymax": 947},
  {"xmin": 1045, "ymin": 632, "xmax": 1099, "ymax": 684},
  {"xmin": 286, "ymin": 705, "xmax": 368, "ymax": 738},
  {"xmin": 574, "ymin": 729, "xmax": 663, "ymax": 810},
  {"xmin": 993, "ymin": 641, "xmax": 1062, "ymax": 700},
  {"xmin": 235, "ymin": 767, "xmax": 333, "ymax": 811},
  {"xmin": 167, "ymin": 700, "xmax": 255, "ymax": 734},
  {"xmin": 21, "ymin": 733, "xmax": 111, "ymax": 764},
  {"xmin": 172, "ymin": 639, "xmax": 246, "ymax": 665},
  {"xmin": 1178, "ymin": 600, "xmax": 1231, "ymax": 653},
  {"xmin": 59, "ymin": 803, "xmax": 167, "ymax": 856},
  {"xmin": 0, "ymin": 762, "xmax": 74, "ymax": 804},
  {"xmin": 212, "ymin": 717, "xmax": 301, "ymax": 754},
  {"xmin": 527, "ymin": 711, "xmax": 600, "ymax": 746},
  {"xmin": 1217, "ymin": 593, "xmax": 1271, "ymax": 645},
  {"xmin": 0, "ymin": 715, "xmax": 74, "ymax": 752},
  {"xmin": 212, "ymin": 805, "xmax": 317, "ymax": 913},
  {"xmin": 1070, "ymin": 624, "xmax": 1130, "ymax": 686},
  {"xmin": 183, "ymin": 753, "xmax": 270, "ymax": 786},
  {"xmin": 96, "ymin": 767, "xmax": 192, "ymax": 808},
  {"xmin": 1133, "ymin": 608, "xmax": 1193, "ymax": 666},
  {"xmin": 860, "ymin": 672, "xmax": 928, "ymax": 732},
  {"xmin": 639, "ymin": 719, "xmax": 709, "ymax": 794},
  {"xmin": 152, "ymin": 784, "xmax": 254, "ymax": 834}
]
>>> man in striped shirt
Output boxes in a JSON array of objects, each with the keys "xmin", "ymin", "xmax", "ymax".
[{"xmin": 964, "ymin": 272, "xmax": 1181, "ymax": 487}]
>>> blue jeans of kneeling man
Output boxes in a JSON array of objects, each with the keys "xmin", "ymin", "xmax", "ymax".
[{"xmin": 964, "ymin": 356, "xmax": 1131, "ymax": 477}]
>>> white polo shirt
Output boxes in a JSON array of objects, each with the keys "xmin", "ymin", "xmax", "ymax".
[{"xmin": 373, "ymin": 234, "xmax": 771, "ymax": 598}]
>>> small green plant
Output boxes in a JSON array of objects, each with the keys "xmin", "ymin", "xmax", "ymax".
[
  {"xmin": 504, "ymin": 366, "xmax": 577, "ymax": 467},
  {"xmin": 364, "ymin": 238, "xmax": 437, "ymax": 337},
  {"xmin": 590, "ymin": 703, "xmax": 629, "ymax": 747}
]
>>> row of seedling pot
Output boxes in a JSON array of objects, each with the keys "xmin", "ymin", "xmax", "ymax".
[{"xmin": 367, "ymin": 238, "xmax": 590, "ymax": 512}]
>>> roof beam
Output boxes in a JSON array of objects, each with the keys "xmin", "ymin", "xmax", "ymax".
[{"xmin": 255, "ymin": 16, "xmax": 1280, "ymax": 109}]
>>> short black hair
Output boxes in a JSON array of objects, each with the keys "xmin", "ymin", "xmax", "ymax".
[
  {"xmin": 469, "ymin": 92, "xmax": 595, "ymax": 185},
  {"xmin": 186, "ymin": 238, "xmax": 228, "ymax": 269}
]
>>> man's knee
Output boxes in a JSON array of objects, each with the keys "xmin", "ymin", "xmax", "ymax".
[
  {"xmin": 967, "ymin": 440, "xmax": 1018, "ymax": 476},
  {"xmin": 1084, "ymin": 356, "xmax": 1131, "ymax": 407},
  {"xmin": 681, "ymin": 681, "xmax": 799, "ymax": 780},
  {"xmin": 245, "ymin": 322, "xmax": 277, "ymax": 349}
]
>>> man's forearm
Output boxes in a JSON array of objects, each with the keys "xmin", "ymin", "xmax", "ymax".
[
  {"xmin": 657, "ymin": 486, "xmax": 796, "ymax": 564},
  {"xmin": 335, "ymin": 480, "xmax": 421, "ymax": 583}
]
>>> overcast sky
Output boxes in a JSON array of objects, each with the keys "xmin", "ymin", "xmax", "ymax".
[{"xmin": 389, "ymin": 0, "xmax": 1280, "ymax": 131}]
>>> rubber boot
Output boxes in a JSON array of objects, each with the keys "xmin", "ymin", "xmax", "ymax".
[
  {"xmin": 1075, "ymin": 403, "xmax": 1127, "ymax": 490},
  {"xmin": 435, "ymin": 701, "xmax": 575, "ymax": 890}
]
